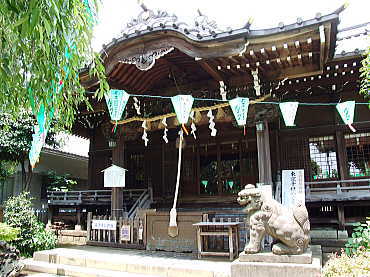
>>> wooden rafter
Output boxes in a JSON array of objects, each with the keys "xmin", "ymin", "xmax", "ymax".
[{"xmin": 197, "ymin": 60, "xmax": 224, "ymax": 82}]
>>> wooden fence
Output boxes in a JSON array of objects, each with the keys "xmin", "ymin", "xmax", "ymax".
[{"xmin": 86, "ymin": 212, "xmax": 146, "ymax": 249}]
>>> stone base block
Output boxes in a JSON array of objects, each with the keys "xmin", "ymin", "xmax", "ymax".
[
  {"xmin": 231, "ymin": 245, "xmax": 321, "ymax": 277},
  {"xmin": 239, "ymin": 248, "xmax": 312, "ymax": 264}
]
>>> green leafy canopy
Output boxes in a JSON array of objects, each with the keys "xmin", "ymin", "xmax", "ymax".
[
  {"xmin": 359, "ymin": 46, "xmax": 370, "ymax": 105},
  {"xmin": 0, "ymin": 0, "xmax": 108, "ymax": 129},
  {"xmin": 0, "ymin": 111, "xmax": 57, "ymax": 161}
]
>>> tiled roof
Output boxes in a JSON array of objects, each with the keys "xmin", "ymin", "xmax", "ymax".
[{"xmin": 335, "ymin": 22, "xmax": 369, "ymax": 58}]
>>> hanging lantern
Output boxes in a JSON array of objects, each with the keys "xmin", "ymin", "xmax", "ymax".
[
  {"xmin": 279, "ymin": 102, "xmax": 299, "ymax": 127},
  {"xmin": 171, "ymin": 95, "xmax": 194, "ymax": 125},
  {"xmin": 104, "ymin": 89, "xmax": 130, "ymax": 121},
  {"xmin": 229, "ymin": 97, "xmax": 250, "ymax": 126},
  {"xmin": 336, "ymin": 101, "xmax": 356, "ymax": 132}
]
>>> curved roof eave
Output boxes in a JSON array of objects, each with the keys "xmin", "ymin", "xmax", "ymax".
[
  {"xmin": 79, "ymin": 7, "xmax": 342, "ymax": 88},
  {"xmin": 99, "ymin": 11, "xmax": 340, "ymax": 56}
]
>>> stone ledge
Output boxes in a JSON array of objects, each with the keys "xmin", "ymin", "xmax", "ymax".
[
  {"xmin": 231, "ymin": 245, "xmax": 322, "ymax": 277},
  {"xmin": 239, "ymin": 248, "xmax": 312, "ymax": 264}
]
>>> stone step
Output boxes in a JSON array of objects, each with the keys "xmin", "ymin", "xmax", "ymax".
[
  {"xmin": 31, "ymin": 247, "xmax": 231, "ymax": 277},
  {"xmin": 23, "ymin": 259, "xmax": 162, "ymax": 277},
  {"xmin": 21, "ymin": 272, "xmax": 61, "ymax": 277}
]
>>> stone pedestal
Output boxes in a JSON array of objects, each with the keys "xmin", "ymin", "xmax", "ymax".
[{"xmin": 231, "ymin": 245, "xmax": 322, "ymax": 277}]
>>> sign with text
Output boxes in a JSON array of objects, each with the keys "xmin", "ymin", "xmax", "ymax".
[
  {"xmin": 282, "ymin": 169, "xmax": 305, "ymax": 208},
  {"xmin": 92, "ymin": 220, "xmax": 117, "ymax": 230},
  {"xmin": 121, "ymin": 224, "xmax": 131, "ymax": 241},
  {"xmin": 138, "ymin": 226, "xmax": 143, "ymax": 240}
]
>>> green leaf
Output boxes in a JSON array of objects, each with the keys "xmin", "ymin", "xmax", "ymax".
[
  {"xmin": 13, "ymin": 15, "xmax": 28, "ymax": 28},
  {"xmin": 30, "ymin": 8, "xmax": 41, "ymax": 32},
  {"xmin": 44, "ymin": 18, "xmax": 51, "ymax": 35},
  {"xmin": 20, "ymin": 15, "xmax": 30, "ymax": 37}
]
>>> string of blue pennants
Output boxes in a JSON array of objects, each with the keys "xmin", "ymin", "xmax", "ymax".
[{"xmin": 104, "ymin": 89, "xmax": 362, "ymax": 146}]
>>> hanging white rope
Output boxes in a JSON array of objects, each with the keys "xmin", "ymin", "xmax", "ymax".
[{"xmin": 168, "ymin": 130, "xmax": 183, "ymax": 237}]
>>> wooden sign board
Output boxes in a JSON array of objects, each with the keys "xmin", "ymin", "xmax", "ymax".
[
  {"xmin": 92, "ymin": 220, "xmax": 117, "ymax": 230},
  {"xmin": 121, "ymin": 224, "xmax": 131, "ymax": 241},
  {"xmin": 102, "ymin": 165, "xmax": 127, "ymax": 188},
  {"xmin": 138, "ymin": 226, "xmax": 143, "ymax": 240},
  {"xmin": 282, "ymin": 169, "xmax": 305, "ymax": 208}
]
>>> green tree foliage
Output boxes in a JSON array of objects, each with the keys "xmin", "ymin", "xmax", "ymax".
[
  {"xmin": 45, "ymin": 170, "xmax": 77, "ymax": 191},
  {"xmin": 0, "ymin": 0, "xmax": 108, "ymax": 130},
  {"xmin": 3, "ymin": 192, "xmax": 57, "ymax": 257},
  {"xmin": 0, "ymin": 112, "xmax": 57, "ymax": 190},
  {"xmin": 360, "ymin": 46, "xmax": 369, "ymax": 104},
  {"xmin": 0, "ymin": 160, "xmax": 17, "ymax": 184}
]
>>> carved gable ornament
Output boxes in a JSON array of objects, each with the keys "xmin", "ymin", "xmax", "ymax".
[
  {"xmin": 119, "ymin": 47, "xmax": 174, "ymax": 71},
  {"xmin": 119, "ymin": 6, "xmax": 225, "ymax": 71}
]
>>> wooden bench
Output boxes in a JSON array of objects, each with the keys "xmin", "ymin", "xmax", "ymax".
[{"xmin": 193, "ymin": 221, "xmax": 241, "ymax": 261}]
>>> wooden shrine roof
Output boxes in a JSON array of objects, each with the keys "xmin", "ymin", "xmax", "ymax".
[
  {"xmin": 80, "ymin": 5, "xmax": 346, "ymax": 93},
  {"xmin": 74, "ymin": 4, "xmax": 368, "ymax": 139}
]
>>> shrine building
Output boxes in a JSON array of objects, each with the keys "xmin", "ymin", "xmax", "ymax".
[{"xmin": 47, "ymin": 3, "xmax": 369, "ymax": 251}]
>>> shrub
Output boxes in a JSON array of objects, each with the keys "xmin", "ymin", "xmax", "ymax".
[
  {"xmin": 0, "ymin": 223, "xmax": 23, "ymax": 276},
  {"xmin": 323, "ymin": 248, "xmax": 370, "ymax": 277},
  {"xmin": 3, "ymin": 192, "xmax": 57, "ymax": 257},
  {"xmin": 0, "ymin": 222, "xmax": 19, "ymax": 242},
  {"xmin": 345, "ymin": 218, "xmax": 370, "ymax": 256}
]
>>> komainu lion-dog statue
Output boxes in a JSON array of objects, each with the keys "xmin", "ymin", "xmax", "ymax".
[{"xmin": 237, "ymin": 184, "xmax": 310, "ymax": 255}]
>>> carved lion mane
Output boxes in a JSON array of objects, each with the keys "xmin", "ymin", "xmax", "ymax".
[{"xmin": 237, "ymin": 184, "xmax": 310, "ymax": 255}]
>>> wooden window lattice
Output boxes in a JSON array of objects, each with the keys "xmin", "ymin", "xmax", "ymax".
[
  {"xmin": 345, "ymin": 132, "xmax": 370, "ymax": 177},
  {"xmin": 309, "ymin": 136, "xmax": 339, "ymax": 181}
]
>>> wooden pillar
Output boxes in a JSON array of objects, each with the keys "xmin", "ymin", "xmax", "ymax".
[
  {"xmin": 335, "ymin": 130, "xmax": 348, "ymax": 229},
  {"xmin": 337, "ymin": 204, "xmax": 346, "ymax": 230},
  {"xmin": 256, "ymin": 121, "xmax": 272, "ymax": 186},
  {"xmin": 336, "ymin": 130, "xmax": 348, "ymax": 180},
  {"xmin": 196, "ymin": 143, "xmax": 200, "ymax": 195},
  {"xmin": 217, "ymin": 142, "xmax": 222, "ymax": 194},
  {"xmin": 87, "ymin": 129, "xmax": 95, "ymax": 189},
  {"xmin": 75, "ymin": 206, "xmax": 82, "ymax": 231},
  {"xmin": 111, "ymin": 129, "xmax": 125, "ymax": 218}
]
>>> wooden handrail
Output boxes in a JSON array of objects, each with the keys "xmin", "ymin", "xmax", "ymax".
[
  {"xmin": 305, "ymin": 178, "xmax": 370, "ymax": 185},
  {"xmin": 47, "ymin": 188, "xmax": 149, "ymax": 206},
  {"xmin": 306, "ymin": 178, "xmax": 370, "ymax": 197}
]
